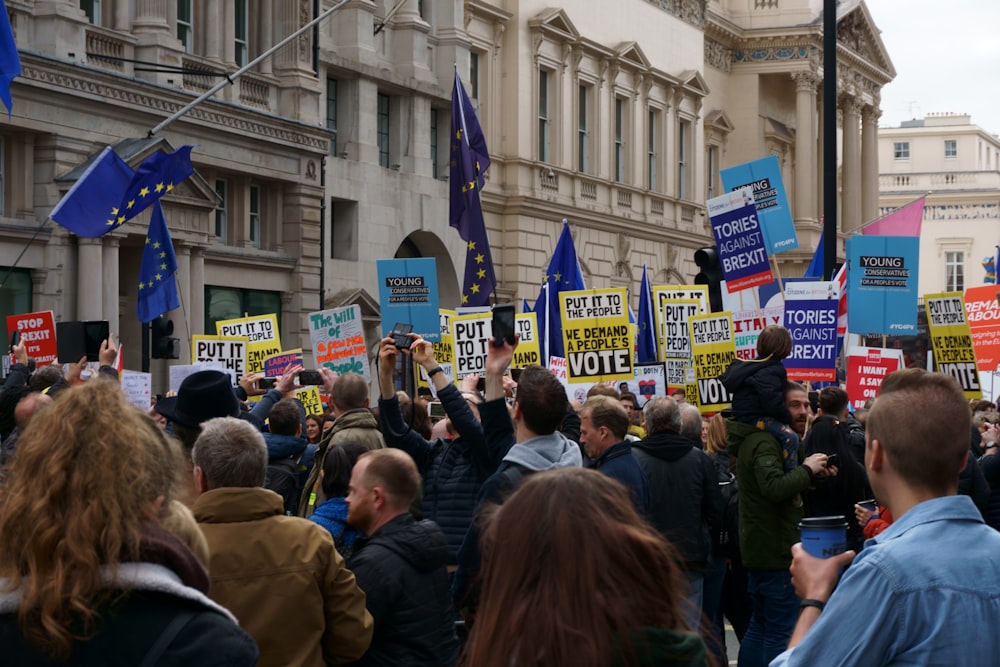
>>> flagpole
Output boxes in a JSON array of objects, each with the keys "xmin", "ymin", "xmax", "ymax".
[
  {"xmin": 148, "ymin": 0, "xmax": 351, "ymax": 136},
  {"xmin": 856, "ymin": 192, "xmax": 930, "ymax": 233}
]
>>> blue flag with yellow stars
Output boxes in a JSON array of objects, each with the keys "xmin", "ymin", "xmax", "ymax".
[
  {"xmin": 50, "ymin": 147, "xmax": 135, "ymax": 237},
  {"xmin": 0, "ymin": 0, "xmax": 21, "ymax": 118},
  {"xmin": 533, "ymin": 220, "xmax": 586, "ymax": 361},
  {"xmin": 114, "ymin": 145, "xmax": 194, "ymax": 228},
  {"xmin": 449, "ymin": 69, "xmax": 494, "ymax": 306},
  {"xmin": 636, "ymin": 263, "xmax": 657, "ymax": 363},
  {"xmin": 137, "ymin": 201, "xmax": 180, "ymax": 323}
]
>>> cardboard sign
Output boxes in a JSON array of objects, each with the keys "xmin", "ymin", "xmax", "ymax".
[
  {"xmin": 192, "ymin": 335, "xmax": 247, "ymax": 379},
  {"xmin": 377, "ymin": 257, "xmax": 440, "ymax": 342},
  {"xmin": 722, "ymin": 283, "xmax": 784, "ymax": 360},
  {"xmin": 295, "ymin": 386, "xmax": 324, "ymax": 416},
  {"xmin": 512, "ymin": 312, "xmax": 542, "ymax": 368},
  {"xmin": 963, "ymin": 285, "xmax": 1000, "ymax": 372},
  {"xmin": 925, "ymin": 292, "xmax": 981, "ymax": 398},
  {"xmin": 120, "ymin": 370, "xmax": 152, "ymax": 410},
  {"xmin": 846, "ymin": 235, "xmax": 919, "ymax": 335},
  {"xmin": 216, "ymin": 314, "xmax": 281, "ymax": 374},
  {"xmin": 169, "ymin": 362, "xmax": 230, "ymax": 393},
  {"xmin": 846, "ymin": 345, "xmax": 905, "ymax": 410},
  {"xmin": 688, "ymin": 312, "xmax": 737, "ymax": 414},
  {"xmin": 418, "ymin": 310, "xmax": 456, "ymax": 390},
  {"xmin": 783, "ymin": 281, "xmax": 839, "ymax": 382},
  {"xmin": 707, "ymin": 188, "xmax": 773, "ymax": 292},
  {"xmin": 720, "ymin": 154, "xmax": 798, "ymax": 255},
  {"xmin": 659, "ymin": 298, "xmax": 701, "ymax": 389},
  {"xmin": 309, "ymin": 305, "xmax": 369, "ymax": 381},
  {"xmin": 619, "ymin": 362, "xmax": 667, "ymax": 407},
  {"xmin": 560, "ymin": 288, "xmax": 634, "ymax": 383},
  {"xmin": 6, "ymin": 311, "xmax": 57, "ymax": 367},
  {"xmin": 452, "ymin": 312, "xmax": 492, "ymax": 379},
  {"xmin": 547, "ymin": 356, "xmax": 568, "ymax": 384},
  {"xmin": 264, "ymin": 349, "xmax": 304, "ymax": 378}
]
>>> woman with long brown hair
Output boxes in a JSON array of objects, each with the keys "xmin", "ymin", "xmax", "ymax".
[
  {"xmin": 462, "ymin": 467, "xmax": 710, "ymax": 667},
  {"xmin": 0, "ymin": 379, "xmax": 257, "ymax": 664}
]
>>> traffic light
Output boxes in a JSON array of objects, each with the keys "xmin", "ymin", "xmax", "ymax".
[
  {"xmin": 694, "ymin": 246, "xmax": 724, "ymax": 313},
  {"xmin": 151, "ymin": 316, "xmax": 180, "ymax": 359}
]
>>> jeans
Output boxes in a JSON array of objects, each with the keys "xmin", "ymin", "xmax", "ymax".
[
  {"xmin": 701, "ymin": 554, "xmax": 728, "ymax": 664},
  {"xmin": 737, "ymin": 568, "xmax": 799, "ymax": 667},
  {"xmin": 681, "ymin": 567, "xmax": 705, "ymax": 635}
]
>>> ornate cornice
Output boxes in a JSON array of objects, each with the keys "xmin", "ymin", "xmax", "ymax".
[
  {"xmin": 704, "ymin": 37, "xmax": 732, "ymax": 73},
  {"xmin": 734, "ymin": 44, "xmax": 812, "ymax": 64},
  {"xmin": 644, "ymin": 0, "xmax": 707, "ymax": 30}
]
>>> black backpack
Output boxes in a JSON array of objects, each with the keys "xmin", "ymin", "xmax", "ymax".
[
  {"xmin": 265, "ymin": 457, "xmax": 301, "ymax": 516},
  {"xmin": 712, "ymin": 456, "xmax": 740, "ymax": 560}
]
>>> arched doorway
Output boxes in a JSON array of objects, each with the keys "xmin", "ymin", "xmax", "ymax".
[{"xmin": 394, "ymin": 230, "xmax": 461, "ymax": 309}]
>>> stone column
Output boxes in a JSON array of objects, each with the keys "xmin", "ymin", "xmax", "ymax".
[
  {"xmin": 102, "ymin": 236, "xmax": 120, "ymax": 333},
  {"xmin": 133, "ymin": 0, "xmax": 170, "ymax": 33},
  {"xmin": 841, "ymin": 96, "xmax": 862, "ymax": 233},
  {"xmin": 861, "ymin": 103, "xmax": 881, "ymax": 226},
  {"xmin": 190, "ymin": 248, "xmax": 205, "ymax": 336},
  {"xmin": 77, "ymin": 238, "xmax": 103, "ymax": 320},
  {"xmin": 793, "ymin": 72, "xmax": 819, "ymax": 223}
]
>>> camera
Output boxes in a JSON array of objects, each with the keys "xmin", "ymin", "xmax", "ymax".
[{"xmin": 391, "ymin": 322, "xmax": 414, "ymax": 350}]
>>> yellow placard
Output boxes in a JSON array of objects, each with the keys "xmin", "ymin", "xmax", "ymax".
[
  {"xmin": 560, "ymin": 288, "xmax": 633, "ymax": 383},
  {"xmin": 192, "ymin": 335, "xmax": 248, "ymax": 379},
  {"xmin": 451, "ymin": 312, "xmax": 492, "ymax": 379},
  {"xmin": 925, "ymin": 292, "xmax": 981, "ymax": 399},
  {"xmin": 688, "ymin": 311, "xmax": 737, "ymax": 414},
  {"xmin": 296, "ymin": 386, "xmax": 324, "ymax": 416},
  {"xmin": 659, "ymin": 298, "xmax": 702, "ymax": 390},
  {"xmin": 216, "ymin": 314, "xmax": 281, "ymax": 374},
  {"xmin": 512, "ymin": 312, "xmax": 542, "ymax": 368}
]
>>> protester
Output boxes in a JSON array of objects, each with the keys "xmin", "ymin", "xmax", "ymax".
[
  {"xmin": 578, "ymin": 395, "xmax": 650, "ymax": 513},
  {"xmin": 978, "ymin": 420, "xmax": 1000, "ymax": 530},
  {"xmin": 309, "ymin": 441, "xmax": 368, "ymax": 558},
  {"xmin": 262, "ymin": 396, "xmax": 309, "ymax": 515},
  {"xmin": 191, "ymin": 416, "xmax": 373, "ymax": 667},
  {"xmin": 772, "ymin": 369, "xmax": 1000, "ymax": 665},
  {"xmin": 620, "ymin": 391, "xmax": 647, "ymax": 439},
  {"xmin": 306, "ymin": 414, "xmax": 325, "ymax": 444},
  {"xmin": 0, "ymin": 379, "xmax": 258, "ymax": 664},
  {"xmin": 461, "ymin": 468, "xmax": 710, "ymax": 666},
  {"xmin": 346, "ymin": 449, "xmax": 459, "ymax": 666}
]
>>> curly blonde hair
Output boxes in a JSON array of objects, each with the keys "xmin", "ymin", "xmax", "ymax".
[{"xmin": 0, "ymin": 379, "xmax": 183, "ymax": 659}]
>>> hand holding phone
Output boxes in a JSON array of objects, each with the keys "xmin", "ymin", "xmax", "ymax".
[
  {"xmin": 491, "ymin": 304, "xmax": 516, "ymax": 348},
  {"xmin": 298, "ymin": 370, "xmax": 323, "ymax": 386},
  {"xmin": 826, "ymin": 453, "xmax": 839, "ymax": 468},
  {"xmin": 391, "ymin": 323, "xmax": 414, "ymax": 350}
]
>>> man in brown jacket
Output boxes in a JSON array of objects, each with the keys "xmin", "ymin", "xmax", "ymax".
[{"xmin": 192, "ymin": 416, "xmax": 373, "ymax": 667}]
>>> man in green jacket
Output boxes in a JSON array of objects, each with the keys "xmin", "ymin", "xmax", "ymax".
[{"xmin": 727, "ymin": 381, "xmax": 830, "ymax": 667}]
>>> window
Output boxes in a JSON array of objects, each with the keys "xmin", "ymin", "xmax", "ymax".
[
  {"xmin": 214, "ymin": 179, "xmax": 227, "ymax": 243},
  {"xmin": 205, "ymin": 287, "xmax": 281, "ymax": 335},
  {"xmin": 648, "ymin": 109, "xmax": 659, "ymax": 191},
  {"xmin": 80, "ymin": 0, "xmax": 101, "ymax": 25},
  {"xmin": 945, "ymin": 251, "xmax": 964, "ymax": 292},
  {"xmin": 538, "ymin": 70, "xmax": 551, "ymax": 162},
  {"xmin": 678, "ymin": 119, "xmax": 690, "ymax": 199},
  {"xmin": 326, "ymin": 79, "xmax": 338, "ymax": 156},
  {"xmin": 377, "ymin": 93, "xmax": 390, "ymax": 168},
  {"xmin": 893, "ymin": 142, "xmax": 910, "ymax": 160},
  {"xmin": 0, "ymin": 268, "xmax": 32, "ymax": 345},
  {"xmin": 945, "ymin": 140, "xmax": 957, "ymax": 159},
  {"xmin": 578, "ymin": 85, "xmax": 590, "ymax": 173},
  {"xmin": 430, "ymin": 107, "xmax": 440, "ymax": 177},
  {"xmin": 614, "ymin": 97, "xmax": 625, "ymax": 183},
  {"xmin": 234, "ymin": 0, "xmax": 248, "ymax": 66},
  {"xmin": 249, "ymin": 184, "xmax": 260, "ymax": 249},
  {"xmin": 177, "ymin": 0, "xmax": 193, "ymax": 51},
  {"xmin": 469, "ymin": 52, "xmax": 480, "ymax": 101},
  {"xmin": 330, "ymin": 198, "xmax": 359, "ymax": 261},
  {"xmin": 707, "ymin": 145, "xmax": 719, "ymax": 199}
]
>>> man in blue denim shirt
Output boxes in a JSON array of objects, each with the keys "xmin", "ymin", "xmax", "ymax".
[{"xmin": 772, "ymin": 369, "xmax": 1000, "ymax": 666}]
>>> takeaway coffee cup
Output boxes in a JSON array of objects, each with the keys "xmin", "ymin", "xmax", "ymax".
[
  {"xmin": 858, "ymin": 499, "xmax": 878, "ymax": 514},
  {"xmin": 799, "ymin": 516, "xmax": 848, "ymax": 558}
]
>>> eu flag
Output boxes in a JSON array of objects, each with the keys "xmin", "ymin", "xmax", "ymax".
[
  {"xmin": 0, "ymin": 0, "xmax": 20, "ymax": 118},
  {"xmin": 533, "ymin": 220, "xmax": 586, "ymax": 361},
  {"xmin": 636, "ymin": 264, "xmax": 657, "ymax": 363},
  {"xmin": 50, "ymin": 147, "xmax": 136, "ymax": 238},
  {"xmin": 450, "ymin": 70, "xmax": 494, "ymax": 307},
  {"xmin": 114, "ymin": 145, "xmax": 195, "ymax": 227},
  {"xmin": 804, "ymin": 232, "xmax": 824, "ymax": 279},
  {"xmin": 137, "ymin": 201, "xmax": 180, "ymax": 323}
]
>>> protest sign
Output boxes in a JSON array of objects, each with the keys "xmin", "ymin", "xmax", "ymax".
[
  {"xmin": 548, "ymin": 356, "xmax": 568, "ymax": 384},
  {"xmin": 925, "ymin": 292, "xmax": 981, "ymax": 398},
  {"xmin": 720, "ymin": 154, "xmax": 798, "ymax": 254},
  {"xmin": 722, "ymin": 282, "xmax": 784, "ymax": 360},
  {"xmin": 654, "ymin": 286, "xmax": 707, "ymax": 361},
  {"xmin": 452, "ymin": 312, "xmax": 492, "ymax": 379},
  {"xmin": 659, "ymin": 298, "xmax": 701, "ymax": 389},
  {"xmin": 964, "ymin": 285, "xmax": 1000, "ymax": 372},
  {"xmin": 6, "ymin": 311, "xmax": 58, "ymax": 368},
  {"xmin": 846, "ymin": 235, "xmax": 919, "ymax": 335},
  {"xmin": 216, "ymin": 314, "xmax": 281, "ymax": 374},
  {"xmin": 513, "ymin": 312, "xmax": 542, "ymax": 368},
  {"xmin": 783, "ymin": 281, "xmax": 838, "ymax": 382},
  {"xmin": 308, "ymin": 305, "xmax": 370, "ymax": 381},
  {"xmin": 295, "ymin": 386, "xmax": 324, "ymax": 416},
  {"xmin": 688, "ymin": 312, "xmax": 737, "ymax": 413},
  {"xmin": 618, "ymin": 363, "xmax": 667, "ymax": 407},
  {"xmin": 192, "ymin": 335, "xmax": 247, "ymax": 379},
  {"xmin": 846, "ymin": 344, "xmax": 905, "ymax": 411},
  {"xmin": 560, "ymin": 288, "xmax": 633, "ymax": 383},
  {"xmin": 169, "ymin": 362, "xmax": 229, "ymax": 392},
  {"xmin": 377, "ymin": 258, "xmax": 440, "ymax": 342},
  {"xmin": 706, "ymin": 188, "xmax": 773, "ymax": 292},
  {"xmin": 120, "ymin": 370, "xmax": 152, "ymax": 410},
  {"xmin": 418, "ymin": 310, "xmax": 456, "ymax": 390},
  {"xmin": 264, "ymin": 349, "xmax": 304, "ymax": 377}
]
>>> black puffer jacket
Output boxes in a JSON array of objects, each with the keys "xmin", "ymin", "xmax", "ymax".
[
  {"xmin": 720, "ymin": 356, "xmax": 793, "ymax": 424},
  {"xmin": 348, "ymin": 514, "xmax": 458, "ymax": 667},
  {"xmin": 633, "ymin": 431, "xmax": 724, "ymax": 570}
]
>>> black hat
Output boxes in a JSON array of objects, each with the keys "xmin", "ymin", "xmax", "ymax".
[{"xmin": 155, "ymin": 370, "xmax": 240, "ymax": 429}]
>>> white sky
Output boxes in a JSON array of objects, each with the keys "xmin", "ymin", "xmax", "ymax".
[{"xmin": 866, "ymin": 0, "xmax": 1000, "ymax": 135}]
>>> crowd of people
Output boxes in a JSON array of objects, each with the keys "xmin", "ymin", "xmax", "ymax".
[{"xmin": 0, "ymin": 325, "xmax": 999, "ymax": 666}]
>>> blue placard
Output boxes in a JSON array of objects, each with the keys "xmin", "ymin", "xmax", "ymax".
[
  {"xmin": 377, "ymin": 258, "xmax": 441, "ymax": 342},
  {"xmin": 720, "ymin": 155, "xmax": 798, "ymax": 255},
  {"xmin": 846, "ymin": 235, "xmax": 919, "ymax": 335},
  {"xmin": 707, "ymin": 189, "xmax": 773, "ymax": 292},
  {"xmin": 783, "ymin": 281, "xmax": 838, "ymax": 381}
]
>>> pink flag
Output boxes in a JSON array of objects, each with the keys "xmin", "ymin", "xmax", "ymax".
[
  {"xmin": 835, "ymin": 264, "xmax": 847, "ymax": 336},
  {"xmin": 862, "ymin": 197, "xmax": 926, "ymax": 236}
]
